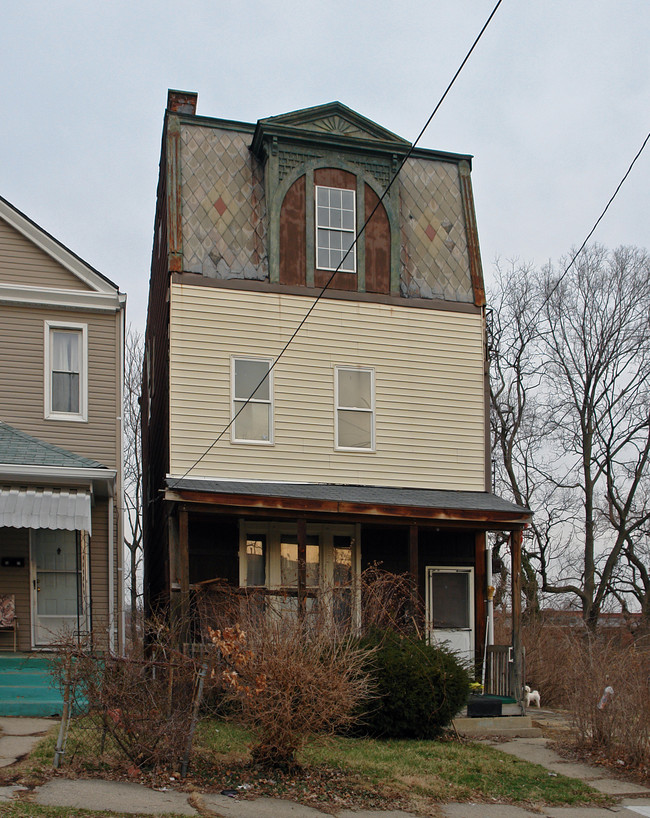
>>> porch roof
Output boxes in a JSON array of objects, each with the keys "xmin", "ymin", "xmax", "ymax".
[
  {"xmin": 165, "ymin": 478, "xmax": 531, "ymax": 528},
  {"xmin": 0, "ymin": 486, "xmax": 92, "ymax": 532},
  {"xmin": 0, "ymin": 422, "xmax": 105, "ymax": 469}
]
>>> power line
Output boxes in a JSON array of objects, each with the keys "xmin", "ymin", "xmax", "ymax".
[
  {"xmin": 527, "ymin": 129, "xmax": 650, "ymax": 326},
  {"xmin": 165, "ymin": 0, "xmax": 505, "ymax": 491}
]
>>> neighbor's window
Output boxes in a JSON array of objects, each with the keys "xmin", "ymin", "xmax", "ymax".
[
  {"xmin": 335, "ymin": 366, "xmax": 374, "ymax": 450},
  {"xmin": 316, "ymin": 186, "xmax": 356, "ymax": 272},
  {"xmin": 45, "ymin": 322, "xmax": 87, "ymax": 421},
  {"xmin": 245, "ymin": 535, "xmax": 266, "ymax": 587},
  {"xmin": 280, "ymin": 534, "xmax": 321, "ymax": 587},
  {"xmin": 232, "ymin": 357, "xmax": 273, "ymax": 443}
]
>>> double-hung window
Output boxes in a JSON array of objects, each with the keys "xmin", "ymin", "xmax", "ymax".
[
  {"xmin": 335, "ymin": 366, "xmax": 374, "ymax": 450},
  {"xmin": 231, "ymin": 357, "xmax": 273, "ymax": 443},
  {"xmin": 45, "ymin": 322, "xmax": 87, "ymax": 421},
  {"xmin": 316, "ymin": 186, "xmax": 356, "ymax": 272}
]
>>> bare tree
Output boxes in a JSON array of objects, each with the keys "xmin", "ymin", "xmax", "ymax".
[
  {"xmin": 488, "ymin": 261, "xmax": 575, "ymax": 615},
  {"xmin": 489, "ymin": 246, "xmax": 650, "ymax": 628},
  {"xmin": 124, "ymin": 325, "xmax": 144, "ymax": 646}
]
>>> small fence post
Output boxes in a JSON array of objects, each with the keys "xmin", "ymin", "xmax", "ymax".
[
  {"xmin": 53, "ymin": 654, "xmax": 73, "ymax": 769},
  {"xmin": 180, "ymin": 662, "xmax": 208, "ymax": 778}
]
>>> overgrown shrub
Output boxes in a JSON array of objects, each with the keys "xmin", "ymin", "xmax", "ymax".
[
  {"xmin": 356, "ymin": 630, "xmax": 471, "ymax": 739},
  {"xmin": 203, "ymin": 595, "xmax": 373, "ymax": 768},
  {"xmin": 50, "ymin": 621, "xmax": 204, "ymax": 770},
  {"xmin": 496, "ymin": 610, "xmax": 650, "ymax": 770},
  {"xmin": 562, "ymin": 632, "xmax": 650, "ymax": 769}
]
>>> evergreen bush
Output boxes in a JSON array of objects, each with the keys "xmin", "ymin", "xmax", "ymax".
[{"xmin": 357, "ymin": 630, "xmax": 471, "ymax": 739}]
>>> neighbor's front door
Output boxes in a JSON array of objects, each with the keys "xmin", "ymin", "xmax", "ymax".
[
  {"xmin": 426, "ymin": 566, "xmax": 474, "ymax": 667},
  {"xmin": 30, "ymin": 529, "xmax": 84, "ymax": 647}
]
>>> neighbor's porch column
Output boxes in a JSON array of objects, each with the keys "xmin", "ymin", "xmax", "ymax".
[
  {"xmin": 474, "ymin": 531, "xmax": 487, "ymax": 667},
  {"xmin": 297, "ymin": 517, "xmax": 307, "ymax": 619},
  {"xmin": 511, "ymin": 528, "xmax": 523, "ymax": 703},
  {"xmin": 178, "ymin": 507, "xmax": 190, "ymax": 636},
  {"xmin": 409, "ymin": 523, "xmax": 419, "ymax": 621}
]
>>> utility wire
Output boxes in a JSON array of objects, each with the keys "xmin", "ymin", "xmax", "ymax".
[
  {"xmin": 166, "ymin": 0, "xmax": 505, "ymax": 491},
  {"xmin": 526, "ymin": 129, "xmax": 650, "ymax": 327}
]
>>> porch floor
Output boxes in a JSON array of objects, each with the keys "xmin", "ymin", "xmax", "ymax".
[{"xmin": 0, "ymin": 653, "xmax": 64, "ymax": 717}]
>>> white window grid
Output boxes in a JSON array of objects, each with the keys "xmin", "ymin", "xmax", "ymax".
[
  {"xmin": 334, "ymin": 366, "xmax": 375, "ymax": 451},
  {"xmin": 230, "ymin": 356, "xmax": 274, "ymax": 445},
  {"xmin": 44, "ymin": 321, "xmax": 88, "ymax": 422},
  {"xmin": 315, "ymin": 185, "xmax": 356, "ymax": 273}
]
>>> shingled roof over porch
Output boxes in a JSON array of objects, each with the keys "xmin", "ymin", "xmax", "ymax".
[{"xmin": 164, "ymin": 477, "xmax": 531, "ymax": 529}]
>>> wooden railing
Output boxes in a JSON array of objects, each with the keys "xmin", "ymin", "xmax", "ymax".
[{"xmin": 485, "ymin": 644, "xmax": 525, "ymax": 699}]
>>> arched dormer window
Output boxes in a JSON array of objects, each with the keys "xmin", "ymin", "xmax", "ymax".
[{"xmin": 277, "ymin": 165, "xmax": 392, "ymax": 294}]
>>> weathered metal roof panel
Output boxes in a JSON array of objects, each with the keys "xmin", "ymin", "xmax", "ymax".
[{"xmin": 0, "ymin": 486, "xmax": 92, "ymax": 531}]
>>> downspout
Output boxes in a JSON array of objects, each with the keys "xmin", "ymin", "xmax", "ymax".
[
  {"xmin": 117, "ymin": 297, "xmax": 126, "ymax": 655},
  {"xmin": 486, "ymin": 542, "xmax": 494, "ymax": 645},
  {"xmin": 108, "ymin": 495, "xmax": 115, "ymax": 654}
]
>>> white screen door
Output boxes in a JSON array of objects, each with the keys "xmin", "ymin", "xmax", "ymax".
[
  {"xmin": 31, "ymin": 530, "xmax": 86, "ymax": 646},
  {"xmin": 426, "ymin": 567, "xmax": 474, "ymax": 667}
]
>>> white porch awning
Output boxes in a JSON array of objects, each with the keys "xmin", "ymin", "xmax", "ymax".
[{"xmin": 0, "ymin": 487, "xmax": 91, "ymax": 533}]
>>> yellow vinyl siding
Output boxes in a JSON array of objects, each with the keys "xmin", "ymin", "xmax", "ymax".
[
  {"xmin": 169, "ymin": 284, "xmax": 486, "ymax": 490},
  {"xmin": 0, "ymin": 217, "xmax": 90, "ymax": 291},
  {"xmin": 0, "ymin": 304, "xmax": 120, "ymax": 469}
]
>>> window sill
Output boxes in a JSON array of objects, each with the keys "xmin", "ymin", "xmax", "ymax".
[{"xmin": 45, "ymin": 413, "xmax": 88, "ymax": 423}]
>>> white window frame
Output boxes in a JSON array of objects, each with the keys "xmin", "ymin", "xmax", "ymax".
[
  {"xmin": 334, "ymin": 366, "xmax": 375, "ymax": 452},
  {"xmin": 315, "ymin": 185, "xmax": 357, "ymax": 273},
  {"xmin": 230, "ymin": 356, "xmax": 274, "ymax": 445},
  {"xmin": 44, "ymin": 321, "xmax": 88, "ymax": 422},
  {"xmin": 238, "ymin": 521, "xmax": 362, "ymax": 627}
]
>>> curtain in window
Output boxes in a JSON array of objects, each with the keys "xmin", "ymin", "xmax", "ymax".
[{"xmin": 52, "ymin": 331, "xmax": 80, "ymax": 413}]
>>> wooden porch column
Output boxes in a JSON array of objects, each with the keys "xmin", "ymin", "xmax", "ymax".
[
  {"xmin": 408, "ymin": 523, "xmax": 419, "ymax": 619},
  {"xmin": 297, "ymin": 517, "xmax": 307, "ymax": 619},
  {"xmin": 474, "ymin": 532, "xmax": 487, "ymax": 667},
  {"xmin": 511, "ymin": 528, "xmax": 523, "ymax": 703},
  {"xmin": 178, "ymin": 508, "xmax": 190, "ymax": 632}
]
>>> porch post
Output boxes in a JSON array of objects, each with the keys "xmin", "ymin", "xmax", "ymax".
[
  {"xmin": 178, "ymin": 507, "xmax": 190, "ymax": 634},
  {"xmin": 297, "ymin": 517, "xmax": 307, "ymax": 619},
  {"xmin": 511, "ymin": 528, "xmax": 523, "ymax": 703},
  {"xmin": 408, "ymin": 523, "xmax": 419, "ymax": 624},
  {"xmin": 474, "ymin": 531, "xmax": 487, "ymax": 668}
]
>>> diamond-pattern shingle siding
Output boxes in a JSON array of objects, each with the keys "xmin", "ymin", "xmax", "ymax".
[
  {"xmin": 399, "ymin": 158, "xmax": 473, "ymax": 302},
  {"xmin": 181, "ymin": 126, "xmax": 268, "ymax": 280}
]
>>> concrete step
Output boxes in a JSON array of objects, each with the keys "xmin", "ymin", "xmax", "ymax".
[
  {"xmin": 0, "ymin": 685, "xmax": 63, "ymax": 701},
  {"xmin": 453, "ymin": 715, "xmax": 543, "ymax": 737},
  {"xmin": 0, "ymin": 697, "xmax": 63, "ymax": 717},
  {"xmin": 0, "ymin": 653, "xmax": 64, "ymax": 717}
]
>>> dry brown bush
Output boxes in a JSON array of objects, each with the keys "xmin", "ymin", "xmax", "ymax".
[
  {"xmin": 199, "ymin": 587, "xmax": 373, "ymax": 768},
  {"xmin": 196, "ymin": 568, "xmax": 421, "ymax": 767},
  {"xmin": 562, "ymin": 632, "xmax": 650, "ymax": 768},
  {"xmin": 495, "ymin": 609, "xmax": 650, "ymax": 769},
  {"xmin": 50, "ymin": 621, "xmax": 204, "ymax": 770}
]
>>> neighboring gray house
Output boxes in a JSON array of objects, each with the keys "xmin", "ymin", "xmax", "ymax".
[{"xmin": 0, "ymin": 195, "xmax": 125, "ymax": 653}]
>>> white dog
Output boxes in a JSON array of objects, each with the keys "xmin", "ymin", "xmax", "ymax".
[{"xmin": 524, "ymin": 684, "xmax": 541, "ymax": 707}]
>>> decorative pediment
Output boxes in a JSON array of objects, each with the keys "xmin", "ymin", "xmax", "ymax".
[{"xmin": 251, "ymin": 102, "xmax": 410, "ymax": 158}]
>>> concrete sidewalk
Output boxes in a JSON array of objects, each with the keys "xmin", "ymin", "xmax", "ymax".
[{"xmin": 1, "ymin": 716, "xmax": 650, "ymax": 817}]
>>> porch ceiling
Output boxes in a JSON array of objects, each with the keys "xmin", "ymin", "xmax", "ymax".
[
  {"xmin": 0, "ymin": 486, "xmax": 92, "ymax": 532},
  {"xmin": 164, "ymin": 478, "xmax": 531, "ymax": 529}
]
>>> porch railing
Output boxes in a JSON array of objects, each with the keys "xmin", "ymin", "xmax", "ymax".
[{"xmin": 485, "ymin": 644, "xmax": 525, "ymax": 699}]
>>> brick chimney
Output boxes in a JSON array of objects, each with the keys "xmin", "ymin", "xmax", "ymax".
[{"xmin": 167, "ymin": 90, "xmax": 198, "ymax": 115}]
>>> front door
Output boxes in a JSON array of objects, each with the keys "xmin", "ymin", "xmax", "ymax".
[
  {"xmin": 426, "ymin": 566, "xmax": 474, "ymax": 667},
  {"xmin": 30, "ymin": 529, "xmax": 87, "ymax": 647}
]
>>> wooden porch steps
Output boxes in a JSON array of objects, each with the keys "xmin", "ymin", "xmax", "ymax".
[
  {"xmin": 453, "ymin": 715, "xmax": 542, "ymax": 738},
  {"xmin": 0, "ymin": 653, "xmax": 64, "ymax": 717}
]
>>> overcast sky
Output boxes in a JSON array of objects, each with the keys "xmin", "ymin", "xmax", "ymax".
[{"xmin": 1, "ymin": 1, "xmax": 648, "ymax": 330}]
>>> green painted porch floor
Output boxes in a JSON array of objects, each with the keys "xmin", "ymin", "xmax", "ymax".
[{"xmin": 0, "ymin": 653, "xmax": 64, "ymax": 717}]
